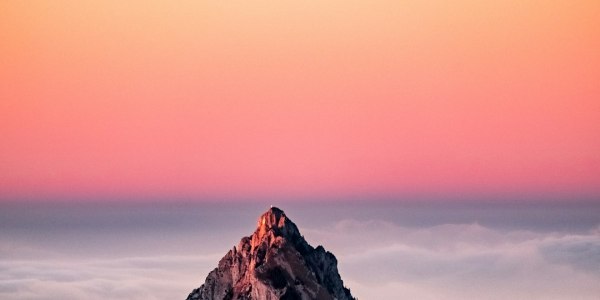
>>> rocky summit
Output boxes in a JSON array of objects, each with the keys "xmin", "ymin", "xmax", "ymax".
[{"xmin": 186, "ymin": 207, "xmax": 355, "ymax": 300}]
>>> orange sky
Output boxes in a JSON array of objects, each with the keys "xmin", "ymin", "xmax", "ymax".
[{"xmin": 1, "ymin": 0, "xmax": 599, "ymax": 201}]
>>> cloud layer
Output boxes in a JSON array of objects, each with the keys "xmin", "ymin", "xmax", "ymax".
[
  {"xmin": 307, "ymin": 221, "xmax": 600, "ymax": 300},
  {"xmin": 1, "ymin": 205, "xmax": 599, "ymax": 299}
]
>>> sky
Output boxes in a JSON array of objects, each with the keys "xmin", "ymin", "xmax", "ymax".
[
  {"xmin": 2, "ymin": 3, "xmax": 599, "ymax": 298},
  {"xmin": 1, "ymin": 0, "xmax": 600, "ymax": 202}
]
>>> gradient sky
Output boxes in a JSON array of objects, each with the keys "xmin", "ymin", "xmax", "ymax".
[{"xmin": 1, "ymin": 0, "xmax": 599, "ymax": 201}]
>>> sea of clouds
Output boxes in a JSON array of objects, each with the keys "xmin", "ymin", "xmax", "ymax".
[
  {"xmin": 1, "ymin": 202, "xmax": 599, "ymax": 299},
  {"xmin": 308, "ymin": 220, "xmax": 600, "ymax": 299}
]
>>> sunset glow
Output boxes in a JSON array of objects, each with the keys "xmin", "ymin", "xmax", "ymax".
[{"xmin": 1, "ymin": 0, "xmax": 599, "ymax": 201}]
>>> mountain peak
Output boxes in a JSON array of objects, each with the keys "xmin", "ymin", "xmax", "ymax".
[
  {"xmin": 254, "ymin": 207, "xmax": 300, "ymax": 243},
  {"xmin": 187, "ymin": 207, "xmax": 355, "ymax": 300},
  {"xmin": 257, "ymin": 206, "xmax": 286, "ymax": 230}
]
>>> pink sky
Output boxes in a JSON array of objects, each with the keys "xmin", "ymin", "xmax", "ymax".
[{"xmin": 1, "ymin": 1, "xmax": 599, "ymax": 201}]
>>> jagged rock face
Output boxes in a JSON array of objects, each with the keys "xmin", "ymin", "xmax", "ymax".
[{"xmin": 187, "ymin": 207, "xmax": 355, "ymax": 300}]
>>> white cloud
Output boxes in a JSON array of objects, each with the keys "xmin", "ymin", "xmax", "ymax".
[
  {"xmin": 0, "ymin": 254, "xmax": 220, "ymax": 300},
  {"xmin": 304, "ymin": 220, "xmax": 600, "ymax": 300}
]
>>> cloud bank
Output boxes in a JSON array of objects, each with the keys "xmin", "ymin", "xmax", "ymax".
[
  {"xmin": 1, "ymin": 217, "xmax": 599, "ymax": 299},
  {"xmin": 307, "ymin": 221, "xmax": 600, "ymax": 299}
]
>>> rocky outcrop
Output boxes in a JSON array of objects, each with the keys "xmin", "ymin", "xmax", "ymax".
[{"xmin": 186, "ymin": 207, "xmax": 355, "ymax": 300}]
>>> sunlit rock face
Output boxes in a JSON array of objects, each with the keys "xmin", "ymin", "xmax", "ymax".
[{"xmin": 186, "ymin": 207, "xmax": 355, "ymax": 300}]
